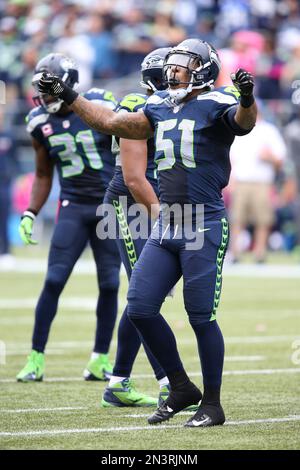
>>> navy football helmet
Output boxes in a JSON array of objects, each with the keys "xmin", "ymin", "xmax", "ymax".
[
  {"xmin": 140, "ymin": 47, "xmax": 171, "ymax": 92},
  {"xmin": 32, "ymin": 53, "xmax": 79, "ymax": 113},
  {"xmin": 163, "ymin": 39, "xmax": 221, "ymax": 102}
]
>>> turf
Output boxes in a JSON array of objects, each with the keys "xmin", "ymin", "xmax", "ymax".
[{"xmin": 0, "ymin": 251, "xmax": 299, "ymax": 450}]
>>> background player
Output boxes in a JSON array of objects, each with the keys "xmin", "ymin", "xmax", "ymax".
[
  {"xmin": 101, "ymin": 48, "xmax": 172, "ymax": 408},
  {"xmin": 36, "ymin": 39, "xmax": 257, "ymax": 427},
  {"xmin": 16, "ymin": 53, "xmax": 121, "ymax": 383}
]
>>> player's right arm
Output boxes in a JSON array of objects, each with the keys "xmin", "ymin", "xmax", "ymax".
[
  {"xmin": 120, "ymin": 138, "xmax": 160, "ymax": 219},
  {"xmin": 19, "ymin": 137, "xmax": 54, "ymax": 245},
  {"xmin": 71, "ymin": 95, "xmax": 153, "ymax": 140},
  {"xmin": 29, "ymin": 137, "xmax": 54, "ymax": 213},
  {"xmin": 36, "ymin": 73, "xmax": 153, "ymax": 140}
]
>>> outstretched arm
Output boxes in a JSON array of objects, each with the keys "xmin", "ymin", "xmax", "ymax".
[
  {"xmin": 36, "ymin": 72, "xmax": 153, "ymax": 140},
  {"xmin": 70, "ymin": 95, "xmax": 153, "ymax": 139}
]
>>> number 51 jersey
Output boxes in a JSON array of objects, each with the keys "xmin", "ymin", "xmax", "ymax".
[
  {"xmin": 26, "ymin": 88, "xmax": 117, "ymax": 203},
  {"xmin": 143, "ymin": 86, "xmax": 251, "ymax": 216}
]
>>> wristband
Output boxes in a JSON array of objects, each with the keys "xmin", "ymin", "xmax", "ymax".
[
  {"xmin": 60, "ymin": 86, "xmax": 79, "ymax": 105},
  {"xmin": 22, "ymin": 210, "xmax": 37, "ymax": 220},
  {"xmin": 240, "ymin": 94, "xmax": 255, "ymax": 108}
]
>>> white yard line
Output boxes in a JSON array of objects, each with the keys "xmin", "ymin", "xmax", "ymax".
[
  {"xmin": 0, "ymin": 407, "xmax": 85, "ymax": 413},
  {"xmin": 1, "ymin": 259, "xmax": 300, "ymax": 277},
  {"xmin": 3, "ymin": 335, "xmax": 300, "ymax": 349},
  {"xmin": 0, "ymin": 298, "xmax": 127, "ymax": 311},
  {"xmin": 0, "ymin": 416, "xmax": 299, "ymax": 437},
  {"xmin": 0, "ymin": 367, "xmax": 299, "ymax": 384}
]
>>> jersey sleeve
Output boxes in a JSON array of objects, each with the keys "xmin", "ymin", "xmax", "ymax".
[
  {"xmin": 142, "ymin": 93, "xmax": 166, "ymax": 130},
  {"xmin": 84, "ymin": 88, "xmax": 118, "ymax": 111},
  {"xmin": 25, "ymin": 108, "xmax": 48, "ymax": 144},
  {"xmin": 209, "ymin": 86, "xmax": 253, "ymax": 136},
  {"xmin": 208, "ymin": 86, "xmax": 240, "ymax": 121},
  {"xmin": 118, "ymin": 93, "xmax": 147, "ymax": 113}
]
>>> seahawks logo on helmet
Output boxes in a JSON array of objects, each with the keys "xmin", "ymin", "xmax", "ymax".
[{"xmin": 140, "ymin": 47, "xmax": 171, "ymax": 92}]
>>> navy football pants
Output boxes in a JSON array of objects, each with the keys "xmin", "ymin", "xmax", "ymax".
[
  {"xmin": 32, "ymin": 200, "xmax": 121, "ymax": 353},
  {"xmin": 127, "ymin": 217, "xmax": 229, "ymax": 379},
  {"xmin": 104, "ymin": 192, "xmax": 166, "ymax": 380}
]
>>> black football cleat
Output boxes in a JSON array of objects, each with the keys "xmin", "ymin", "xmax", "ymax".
[
  {"xmin": 148, "ymin": 383, "xmax": 202, "ymax": 425},
  {"xmin": 184, "ymin": 404, "xmax": 225, "ymax": 428}
]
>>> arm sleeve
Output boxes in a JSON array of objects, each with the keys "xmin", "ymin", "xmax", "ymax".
[{"xmin": 222, "ymin": 106, "xmax": 253, "ymax": 136}]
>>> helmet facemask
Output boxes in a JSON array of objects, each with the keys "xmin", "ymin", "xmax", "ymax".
[{"xmin": 164, "ymin": 51, "xmax": 215, "ymax": 103}]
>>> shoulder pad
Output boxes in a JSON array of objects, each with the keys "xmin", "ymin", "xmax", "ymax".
[
  {"xmin": 119, "ymin": 93, "xmax": 147, "ymax": 112},
  {"xmin": 221, "ymin": 85, "xmax": 241, "ymax": 100},
  {"xmin": 26, "ymin": 107, "xmax": 49, "ymax": 134},
  {"xmin": 146, "ymin": 93, "xmax": 166, "ymax": 106},
  {"xmin": 197, "ymin": 89, "xmax": 237, "ymax": 105},
  {"xmin": 84, "ymin": 88, "xmax": 117, "ymax": 108}
]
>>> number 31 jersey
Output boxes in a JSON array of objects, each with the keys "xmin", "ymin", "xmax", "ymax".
[
  {"xmin": 143, "ymin": 86, "xmax": 251, "ymax": 216},
  {"xmin": 26, "ymin": 88, "xmax": 117, "ymax": 203}
]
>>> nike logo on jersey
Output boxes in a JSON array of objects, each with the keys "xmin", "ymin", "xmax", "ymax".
[{"xmin": 198, "ymin": 228, "xmax": 211, "ymax": 233}]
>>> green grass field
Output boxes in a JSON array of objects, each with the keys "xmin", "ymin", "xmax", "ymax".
[{"xmin": 0, "ymin": 249, "xmax": 299, "ymax": 450}]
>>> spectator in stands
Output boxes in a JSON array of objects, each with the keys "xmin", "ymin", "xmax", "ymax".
[
  {"xmin": 0, "ymin": 107, "xmax": 18, "ymax": 268},
  {"xmin": 150, "ymin": 5, "xmax": 186, "ymax": 47},
  {"xmin": 255, "ymin": 33, "xmax": 284, "ymax": 100},
  {"xmin": 284, "ymin": 108, "xmax": 300, "ymax": 250},
  {"xmin": 113, "ymin": 8, "xmax": 154, "ymax": 76},
  {"xmin": 87, "ymin": 13, "xmax": 117, "ymax": 79},
  {"xmin": 229, "ymin": 110, "xmax": 287, "ymax": 263},
  {"xmin": 54, "ymin": 19, "xmax": 95, "ymax": 92}
]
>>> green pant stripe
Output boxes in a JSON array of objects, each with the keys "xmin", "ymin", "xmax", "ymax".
[
  {"xmin": 113, "ymin": 200, "xmax": 137, "ymax": 269},
  {"xmin": 210, "ymin": 217, "xmax": 229, "ymax": 321}
]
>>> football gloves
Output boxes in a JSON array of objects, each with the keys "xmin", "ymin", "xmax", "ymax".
[
  {"xmin": 37, "ymin": 72, "xmax": 78, "ymax": 105},
  {"xmin": 231, "ymin": 68, "xmax": 255, "ymax": 108},
  {"xmin": 19, "ymin": 211, "xmax": 38, "ymax": 245},
  {"xmin": 230, "ymin": 68, "xmax": 254, "ymax": 96}
]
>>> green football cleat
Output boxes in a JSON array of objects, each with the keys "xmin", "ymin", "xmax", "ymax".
[
  {"xmin": 83, "ymin": 354, "xmax": 113, "ymax": 381},
  {"xmin": 16, "ymin": 350, "xmax": 45, "ymax": 382},
  {"xmin": 101, "ymin": 378, "xmax": 157, "ymax": 407},
  {"xmin": 158, "ymin": 384, "xmax": 199, "ymax": 412}
]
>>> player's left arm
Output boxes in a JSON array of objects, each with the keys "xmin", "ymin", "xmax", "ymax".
[
  {"xmin": 231, "ymin": 69, "xmax": 257, "ymax": 130},
  {"xmin": 120, "ymin": 138, "xmax": 160, "ymax": 219}
]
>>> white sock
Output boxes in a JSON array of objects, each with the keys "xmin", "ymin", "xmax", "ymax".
[
  {"xmin": 158, "ymin": 376, "xmax": 169, "ymax": 388},
  {"xmin": 109, "ymin": 376, "xmax": 128, "ymax": 387},
  {"xmin": 91, "ymin": 352, "xmax": 100, "ymax": 360}
]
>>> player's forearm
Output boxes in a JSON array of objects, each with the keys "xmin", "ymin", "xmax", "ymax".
[
  {"xmin": 70, "ymin": 96, "xmax": 152, "ymax": 140},
  {"xmin": 126, "ymin": 178, "xmax": 160, "ymax": 219},
  {"xmin": 28, "ymin": 176, "xmax": 52, "ymax": 214},
  {"xmin": 234, "ymin": 101, "xmax": 257, "ymax": 130}
]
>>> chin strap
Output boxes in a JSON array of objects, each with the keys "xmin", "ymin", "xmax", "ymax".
[{"xmin": 168, "ymin": 74, "xmax": 195, "ymax": 104}]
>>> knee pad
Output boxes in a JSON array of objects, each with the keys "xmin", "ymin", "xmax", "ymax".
[
  {"xmin": 127, "ymin": 305, "xmax": 159, "ymax": 320},
  {"xmin": 188, "ymin": 312, "xmax": 215, "ymax": 327},
  {"xmin": 44, "ymin": 268, "xmax": 67, "ymax": 296},
  {"xmin": 98, "ymin": 269, "xmax": 120, "ymax": 291}
]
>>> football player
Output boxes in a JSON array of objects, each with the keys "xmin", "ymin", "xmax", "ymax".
[
  {"xmin": 16, "ymin": 53, "xmax": 121, "ymax": 383},
  {"xmin": 101, "ymin": 48, "xmax": 172, "ymax": 408},
  {"xmin": 36, "ymin": 39, "xmax": 257, "ymax": 427}
]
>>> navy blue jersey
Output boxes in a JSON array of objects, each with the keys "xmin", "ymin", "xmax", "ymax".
[
  {"xmin": 107, "ymin": 93, "xmax": 158, "ymax": 197},
  {"xmin": 26, "ymin": 88, "xmax": 117, "ymax": 202},
  {"xmin": 143, "ymin": 86, "xmax": 251, "ymax": 214}
]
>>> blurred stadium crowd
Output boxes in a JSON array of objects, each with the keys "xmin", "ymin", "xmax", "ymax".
[{"xmin": 0, "ymin": 0, "xmax": 300, "ymax": 264}]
